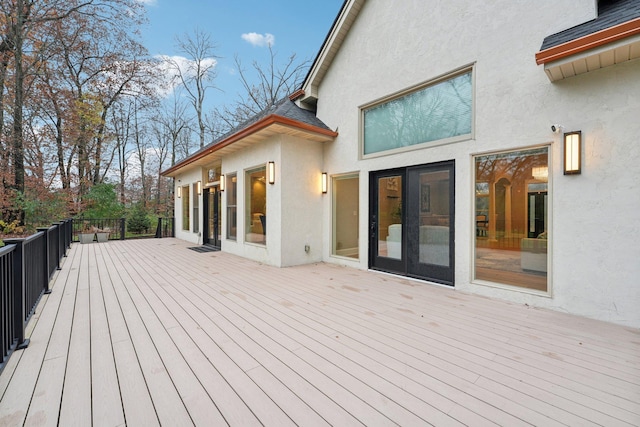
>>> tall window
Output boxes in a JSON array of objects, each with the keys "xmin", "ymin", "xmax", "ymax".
[
  {"xmin": 245, "ymin": 166, "xmax": 266, "ymax": 245},
  {"xmin": 226, "ymin": 174, "xmax": 237, "ymax": 240},
  {"xmin": 474, "ymin": 147, "xmax": 549, "ymax": 292},
  {"xmin": 332, "ymin": 175, "xmax": 359, "ymax": 259},
  {"xmin": 363, "ymin": 69, "xmax": 473, "ymax": 156},
  {"xmin": 181, "ymin": 185, "xmax": 190, "ymax": 231},
  {"xmin": 193, "ymin": 183, "xmax": 199, "ymax": 234}
]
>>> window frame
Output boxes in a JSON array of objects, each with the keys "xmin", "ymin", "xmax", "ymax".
[
  {"xmin": 192, "ymin": 182, "xmax": 200, "ymax": 234},
  {"xmin": 360, "ymin": 65, "xmax": 475, "ymax": 160},
  {"xmin": 244, "ymin": 165, "xmax": 267, "ymax": 246},
  {"xmin": 331, "ymin": 173, "xmax": 360, "ymax": 260},
  {"xmin": 226, "ymin": 173, "xmax": 237, "ymax": 241},
  {"xmin": 471, "ymin": 144, "xmax": 552, "ymax": 296},
  {"xmin": 181, "ymin": 185, "xmax": 190, "ymax": 231}
]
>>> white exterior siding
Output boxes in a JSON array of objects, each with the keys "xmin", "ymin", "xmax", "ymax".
[
  {"xmin": 221, "ymin": 134, "xmax": 325, "ymax": 267},
  {"xmin": 174, "ymin": 167, "xmax": 204, "ymax": 245},
  {"xmin": 313, "ymin": 0, "xmax": 640, "ymax": 327}
]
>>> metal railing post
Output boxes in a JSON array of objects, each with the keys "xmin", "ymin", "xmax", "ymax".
[
  {"xmin": 120, "ymin": 217, "xmax": 126, "ymax": 240},
  {"xmin": 5, "ymin": 239, "xmax": 29, "ymax": 350},
  {"xmin": 36, "ymin": 228, "xmax": 52, "ymax": 295},
  {"xmin": 155, "ymin": 217, "xmax": 162, "ymax": 238}
]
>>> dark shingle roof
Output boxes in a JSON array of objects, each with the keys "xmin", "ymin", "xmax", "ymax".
[
  {"xmin": 540, "ymin": 0, "xmax": 640, "ymax": 50},
  {"xmin": 182, "ymin": 97, "xmax": 332, "ymax": 161}
]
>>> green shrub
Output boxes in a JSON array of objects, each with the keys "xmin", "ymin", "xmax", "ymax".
[
  {"xmin": 82, "ymin": 184, "xmax": 124, "ymax": 219},
  {"xmin": 128, "ymin": 203, "xmax": 151, "ymax": 234}
]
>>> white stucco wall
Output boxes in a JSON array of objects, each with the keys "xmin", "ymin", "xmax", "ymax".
[
  {"xmin": 314, "ymin": 0, "xmax": 640, "ymax": 327},
  {"xmin": 173, "ymin": 167, "xmax": 204, "ymax": 245},
  {"xmin": 221, "ymin": 134, "xmax": 324, "ymax": 267}
]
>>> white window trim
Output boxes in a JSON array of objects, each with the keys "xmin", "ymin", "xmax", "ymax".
[{"xmin": 469, "ymin": 143, "xmax": 554, "ymax": 298}]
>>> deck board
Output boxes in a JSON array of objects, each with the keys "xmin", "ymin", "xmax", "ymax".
[{"xmin": 1, "ymin": 238, "xmax": 639, "ymax": 426}]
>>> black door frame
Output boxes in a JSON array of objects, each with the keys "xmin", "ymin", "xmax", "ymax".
[
  {"xmin": 369, "ymin": 160, "xmax": 455, "ymax": 286},
  {"xmin": 203, "ymin": 186, "xmax": 221, "ymax": 248}
]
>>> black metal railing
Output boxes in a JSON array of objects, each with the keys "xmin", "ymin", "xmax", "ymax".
[
  {"xmin": 0, "ymin": 219, "xmax": 73, "ymax": 373},
  {"xmin": 155, "ymin": 217, "xmax": 175, "ymax": 238},
  {"xmin": 73, "ymin": 217, "xmax": 175, "ymax": 242}
]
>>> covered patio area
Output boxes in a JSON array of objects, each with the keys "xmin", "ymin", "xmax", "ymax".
[{"xmin": 0, "ymin": 238, "xmax": 638, "ymax": 426}]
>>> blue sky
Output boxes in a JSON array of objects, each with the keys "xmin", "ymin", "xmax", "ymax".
[{"xmin": 139, "ymin": 0, "xmax": 344, "ymax": 110}]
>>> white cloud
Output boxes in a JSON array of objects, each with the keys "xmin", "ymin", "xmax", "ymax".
[
  {"xmin": 241, "ymin": 32, "xmax": 275, "ymax": 47},
  {"xmin": 136, "ymin": 0, "xmax": 157, "ymax": 5},
  {"xmin": 154, "ymin": 55, "xmax": 218, "ymax": 98}
]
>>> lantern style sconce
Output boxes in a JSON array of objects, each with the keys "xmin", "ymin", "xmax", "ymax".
[
  {"xmin": 321, "ymin": 172, "xmax": 328, "ymax": 194},
  {"xmin": 219, "ymin": 174, "xmax": 225, "ymax": 191},
  {"xmin": 196, "ymin": 180, "xmax": 202, "ymax": 195},
  {"xmin": 564, "ymin": 131, "xmax": 581, "ymax": 175},
  {"xmin": 268, "ymin": 161, "xmax": 275, "ymax": 184},
  {"xmin": 177, "ymin": 186, "xmax": 182, "ymax": 198}
]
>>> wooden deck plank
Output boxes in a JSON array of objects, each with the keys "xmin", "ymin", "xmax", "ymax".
[
  {"xmin": 0, "ymin": 244, "xmax": 79, "ymax": 427},
  {"xmin": 93, "ymin": 243, "xmax": 159, "ymax": 426},
  {"xmin": 1, "ymin": 238, "xmax": 639, "ymax": 426},
  {"xmin": 24, "ymin": 246, "xmax": 82, "ymax": 427},
  {"xmin": 100, "ymin": 245, "xmax": 194, "ymax": 426},
  {"xmin": 230, "ymin": 260, "xmax": 640, "ymax": 424},
  {"xmin": 58, "ymin": 245, "xmax": 92, "ymax": 427},
  {"xmin": 87, "ymin": 245, "xmax": 126, "ymax": 427},
  {"xmin": 108, "ymin": 246, "xmax": 230, "ymax": 427}
]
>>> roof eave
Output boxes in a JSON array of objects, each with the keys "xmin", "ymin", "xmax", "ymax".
[
  {"xmin": 161, "ymin": 115, "xmax": 338, "ymax": 177},
  {"xmin": 536, "ymin": 17, "xmax": 640, "ymax": 82}
]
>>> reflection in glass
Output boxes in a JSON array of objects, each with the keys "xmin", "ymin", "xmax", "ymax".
[
  {"xmin": 226, "ymin": 174, "xmax": 237, "ymax": 240},
  {"xmin": 378, "ymin": 176, "xmax": 403, "ymax": 259},
  {"xmin": 245, "ymin": 167, "xmax": 266, "ymax": 244},
  {"xmin": 417, "ymin": 171, "xmax": 450, "ymax": 266},
  {"xmin": 364, "ymin": 71, "xmax": 472, "ymax": 155},
  {"xmin": 333, "ymin": 175, "xmax": 359, "ymax": 259},
  {"xmin": 474, "ymin": 148, "xmax": 548, "ymax": 291}
]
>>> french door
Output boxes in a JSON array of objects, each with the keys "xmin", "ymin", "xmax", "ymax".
[
  {"xmin": 203, "ymin": 186, "xmax": 221, "ymax": 248},
  {"xmin": 369, "ymin": 161, "xmax": 455, "ymax": 285}
]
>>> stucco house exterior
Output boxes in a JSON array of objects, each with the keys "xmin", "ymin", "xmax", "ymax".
[{"xmin": 162, "ymin": 0, "xmax": 640, "ymax": 328}]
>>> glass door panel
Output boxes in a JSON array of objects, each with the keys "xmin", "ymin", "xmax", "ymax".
[
  {"xmin": 407, "ymin": 162, "xmax": 454, "ymax": 285},
  {"xmin": 369, "ymin": 171, "xmax": 405, "ymax": 273}
]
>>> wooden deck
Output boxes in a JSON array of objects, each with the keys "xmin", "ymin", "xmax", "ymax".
[{"xmin": 0, "ymin": 238, "xmax": 639, "ymax": 426}]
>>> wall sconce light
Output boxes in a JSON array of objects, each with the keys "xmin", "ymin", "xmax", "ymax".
[
  {"xmin": 219, "ymin": 174, "xmax": 225, "ymax": 191},
  {"xmin": 196, "ymin": 180, "xmax": 202, "ymax": 195},
  {"xmin": 321, "ymin": 172, "xmax": 328, "ymax": 194},
  {"xmin": 564, "ymin": 131, "xmax": 581, "ymax": 175},
  {"xmin": 268, "ymin": 161, "xmax": 275, "ymax": 184},
  {"xmin": 177, "ymin": 186, "xmax": 182, "ymax": 198}
]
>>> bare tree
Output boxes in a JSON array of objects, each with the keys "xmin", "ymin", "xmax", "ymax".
[
  {"xmin": 218, "ymin": 45, "xmax": 309, "ymax": 130},
  {"xmin": 166, "ymin": 28, "xmax": 218, "ymax": 149}
]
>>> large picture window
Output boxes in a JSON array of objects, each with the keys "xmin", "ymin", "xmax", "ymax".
[
  {"xmin": 332, "ymin": 174, "xmax": 359, "ymax": 259},
  {"xmin": 245, "ymin": 166, "xmax": 266, "ymax": 245},
  {"xmin": 474, "ymin": 147, "xmax": 549, "ymax": 292},
  {"xmin": 181, "ymin": 185, "xmax": 190, "ymax": 231},
  {"xmin": 363, "ymin": 70, "xmax": 472, "ymax": 155},
  {"xmin": 226, "ymin": 174, "xmax": 237, "ymax": 240}
]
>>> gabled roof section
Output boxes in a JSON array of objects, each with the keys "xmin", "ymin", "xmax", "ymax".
[
  {"xmin": 536, "ymin": 0, "xmax": 640, "ymax": 81},
  {"xmin": 161, "ymin": 97, "xmax": 337, "ymax": 177},
  {"xmin": 299, "ymin": 0, "xmax": 365, "ymax": 107}
]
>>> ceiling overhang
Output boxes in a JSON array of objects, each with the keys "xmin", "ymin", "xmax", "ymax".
[
  {"xmin": 161, "ymin": 115, "xmax": 338, "ymax": 178},
  {"xmin": 536, "ymin": 17, "xmax": 640, "ymax": 82}
]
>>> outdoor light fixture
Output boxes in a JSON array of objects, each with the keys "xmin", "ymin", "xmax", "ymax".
[
  {"xmin": 321, "ymin": 172, "xmax": 328, "ymax": 194},
  {"xmin": 177, "ymin": 186, "xmax": 182, "ymax": 198},
  {"xmin": 564, "ymin": 131, "xmax": 582, "ymax": 175},
  {"xmin": 219, "ymin": 174, "xmax": 225, "ymax": 191},
  {"xmin": 268, "ymin": 161, "xmax": 275, "ymax": 184},
  {"xmin": 196, "ymin": 181, "xmax": 202, "ymax": 195}
]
